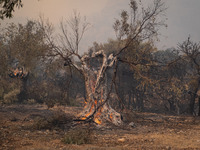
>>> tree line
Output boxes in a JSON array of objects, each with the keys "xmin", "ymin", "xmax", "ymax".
[{"xmin": 0, "ymin": 0, "xmax": 200, "ymax": 117}]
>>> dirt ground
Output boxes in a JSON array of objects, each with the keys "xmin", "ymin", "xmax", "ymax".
[{"xmin": 0, "ymin": 104, "xmax": 200, "ymax": 150}]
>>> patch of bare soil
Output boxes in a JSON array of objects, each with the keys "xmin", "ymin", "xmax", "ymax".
[{"xmin": 0, "ymin": 104, "xmax": 200, "ymax": 150}]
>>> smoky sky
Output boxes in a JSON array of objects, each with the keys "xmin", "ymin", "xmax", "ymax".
[{"xmin": 1, "ymin": 0, "xmax": 200, "ymax": 52}]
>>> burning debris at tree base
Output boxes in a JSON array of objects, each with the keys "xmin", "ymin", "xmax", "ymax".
[{"xmin": 74, "ymin": 98, "xmax": 123, "ymax": 126}]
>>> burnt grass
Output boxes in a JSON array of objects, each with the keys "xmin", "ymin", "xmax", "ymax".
[{"xmin": 0, "ymin": 104, "xmax": 200, "ymax": 150}]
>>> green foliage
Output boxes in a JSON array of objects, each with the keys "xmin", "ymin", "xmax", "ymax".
[
  {"xmin": 3, "ymin": 20, "xmax": 48, "ymax": 71},
  {"xmin": 0, "ymin": 77, "xmax": 22, "ymax": 104},
  {"xmin": 113, "ymin": 0, "xmax": 166, "ymax": 44},
  {"xmin": 0, "ymin": 0, "xmax": 23, "ymax": 19},
  {"xmin": 0, "ymin": 19, "xmax": 53, "ymax": 104},
  {"xmin": 62, "ymin": 128, "xmax": 92, "ymax": 145}
]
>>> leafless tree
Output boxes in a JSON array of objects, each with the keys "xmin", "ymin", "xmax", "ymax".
[
  {"xmin": 113, "ymin": 0, "xmax": 166, "ymax": 57},
  {"xmin": 178, "ymin": 37, "xmax": 200, "ymax": 115},
  {"xmin": 0, "ymin": 0, "xmax": 23, "ymax": 19}
]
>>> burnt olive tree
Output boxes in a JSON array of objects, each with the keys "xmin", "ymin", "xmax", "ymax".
[{"xmin": 43, "ymin": 0, "xmax": 166, "ymax": 125}]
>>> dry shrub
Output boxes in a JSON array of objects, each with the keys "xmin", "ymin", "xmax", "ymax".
[
  {"xmin": 3, "ymin": 89, "xmax": 20, "ymax": 104},
  {"xmin": 23, "ymin": 99, "xmax": 36, "ymax": 105},
  {"xmin": 32, "ymin": 110, "xmax": 71, "ymax": 130},
  {"xmin": 45, "ymin": 99, "xmax": 57, "ymax": 109},
  {"xmin": 62, "ymin": 127, "xmax": 92, "ymax": 145}
]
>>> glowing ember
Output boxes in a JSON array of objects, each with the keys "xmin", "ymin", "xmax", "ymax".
[
  {"xmin": 9, "ymin": 67, "xmax": 28, "ymax": 79},
  {"xmin": 110, "ymin": 113, "xmax": 113, "ymax": 120},
  {"xmin": 80, "ymin": 99, "xmax": 105, "ymax": 125},
  {"xmin": 94, "ymin": 118, "xmax": 101, "ymax": 124},
  {"xmin": 90, "ymin": 104, "xmax": 94, "ymax": 112},
  {"xmin": 81, "ymin": 117, "xmax": 86, "ymax": 120},
  {"xmin": 85, "ymin": 112, "xmax": 91, "ymax": 117},
  {"xmin": 81, "ymin": 112, "xmax": 91, "ymax": 120},
  {"xmin": 94, "ymin": 100, "xmax": 97, "ymax": 105}
]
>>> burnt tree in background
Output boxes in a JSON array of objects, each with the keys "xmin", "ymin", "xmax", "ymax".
[{"xmin": 8, "ymin": 67, "xmax": 29, "ymax": 102}]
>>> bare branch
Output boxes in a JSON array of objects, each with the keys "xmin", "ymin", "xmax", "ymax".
[
  {"xmin": 59, "ymin": 10, "xmax": 90, "ymax": 55},
  {"xmin": 114, "ymin": 0, "xmax": 166, "ymax": 57}
]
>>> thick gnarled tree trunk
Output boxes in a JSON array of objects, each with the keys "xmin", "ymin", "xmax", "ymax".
[{"xmin": 76, "ymin": 50, "xmax": 122, "ymax": 126}]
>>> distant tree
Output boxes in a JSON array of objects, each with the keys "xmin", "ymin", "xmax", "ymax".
[
  {"xmin": 113, "ymin": 0, "xmax": 166, "ymax": 56},
  {"xmin": 0, "ymin": 0, "xmax": 23, "ymax": 19},
  {"xmin": 2, "ymin": 21, "xmax": 48, "ymax": 69},
  {"xmin": 155, "ymin": 38, "xmax": 200, "ymax": 115},
  {"xmin": 151, "ymin": 49, "xmax": 189, "ymax": 114},
  {"xmin": 0, "ymin": 20, "xmax": 50, "ymax": 103},
  {"xmin": 110, "ymin": 0, "xmax": 167, "ymax": 113},
  {"xmin": 177, "ymin": 37, "xmax": 200, "ymax": 115}
]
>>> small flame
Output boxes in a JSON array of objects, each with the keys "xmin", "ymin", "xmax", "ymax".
[
  {"xmin": 95, "ymin": 108, "xmax": 102, "ymax": 116},
  {"xmin": 81, "ymin": 117, "xmax": 86, "ymax": 120},
  {"xmin": 94, "ymin": 100, "xmax": 97, "ymax": 105},
  {"xmin": 81, "ymin": 99, "xmax": 103, "ymax": 125},
  {"xmin": 94, "ymin": 109, "xmax": 102, "ymax": 125},
  {"xmin": 81, "ymin": 103, "xmax": 94, "ymax": 120},
  {"xmin": 81, "ymin": 111, "xmax": 92, "ymax": 120},
  {"xmin": 110, "ymin": 113, "xmax": 113, "ymax": 120},
  {"xmin": 94, "ymin": 118, "xmax": 101, "ymax": 124}
]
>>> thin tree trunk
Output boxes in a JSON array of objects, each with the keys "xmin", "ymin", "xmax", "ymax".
[
  {"xmin": 168, "ymin": 99, "xmax": 176, "ymax": 112},
  {"xmin": 198, "ymin": 97, "xmax": 200, "ymax": 116},
  {"xmin": 132, "ymin": 90, "xmax": 136, "ymax": 109},
  {"xmin": 18, "ymin": 79, "xmax": 28, "ymax": 103},
  {"xmin": 189, "ymin": 78, "xmax": 200, "ymax": 115},
  {"xmin": 189, "ymin": 95, "xmax": 196, "ymax": 115},
  {"xmin": 128, "ymin": 91, "xmax": 131, "ymax": 109}
]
